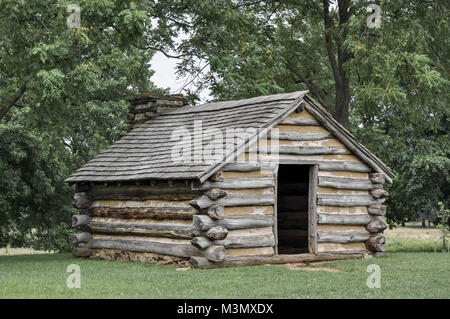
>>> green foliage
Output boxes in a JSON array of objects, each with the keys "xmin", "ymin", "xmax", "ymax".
[
  {"xmin": 0, "ymin": 1, "xmax": 164, "ymax": 251},
  {"xmin": 0, "ymin": 124, "xmax": 74, "ymax": 251},
  {"xmin": 436, "ymin": 202, "xmax": 450, "ymax": 230},
  {"xmin": 160, "ymin": 0, "xmax": 449, "ymax": 225},
  {"xmin": 433, "ymin": 202, "xmax": 450, "ymax": 251}
]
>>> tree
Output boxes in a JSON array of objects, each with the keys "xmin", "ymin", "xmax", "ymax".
[
  {"xmin": 154, "ymin": 0, "xmax": 449, "ymax": 225},
  {"xmin": 155, "ymin": 0, "xmax": 447, "ymax": 127},
  {"xmin": 0, "ymin": 0, "xmax": 167, "ymax": 251}
]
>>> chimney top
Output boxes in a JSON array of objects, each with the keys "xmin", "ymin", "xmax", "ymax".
[{"xmin": 127, "ymin": 93, "xmax": 189, "ymax": 130}]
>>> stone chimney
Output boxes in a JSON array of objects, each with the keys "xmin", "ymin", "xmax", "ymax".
[{"xmin": 127, "ymin": 93, "xmax": 189, "ymax": 130}]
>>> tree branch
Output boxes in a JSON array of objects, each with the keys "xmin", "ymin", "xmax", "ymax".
[
  {"xmin": 0, "ymin": 82, "xmax": 27, "ymax": 122},
  {"xmin": 285, "ymin": 62, "xmax": 332, "ymax": 111}
]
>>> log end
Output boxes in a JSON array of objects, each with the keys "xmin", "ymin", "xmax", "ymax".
[
  {"xmin": 206, "ymin": 188, "xmax": 227, "ymax": 200},
  {"xmin": 206, "ymin": 226, "xmax": 228, "ymax": 240},
  {"xmin": 190, "ymin": 256, "xmax": 214, "ymax": 269},
  {"xmin": 209, "ymin": 171, "xmax": 224, "ymax": 182},
  {"xmin": 206, "ymin": 205, "xmax": 225, "ymax": 220},
  {"xmin": 368, "ymin": 205, "xmax": 387, "ymax": 216},
  {"xmin": 202, "ymin": 245, "xmax": 226, "ymax": 263}
]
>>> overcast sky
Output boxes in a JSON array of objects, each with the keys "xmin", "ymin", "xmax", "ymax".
[{"xmin": 150, "ymin": 52, "xmax": 211, "ymax": 103}]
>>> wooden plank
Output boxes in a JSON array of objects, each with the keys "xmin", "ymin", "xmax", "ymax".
[
  {"xmin": 215, "ymin": 234, "xmax": 275, "ymax": 248},
  {"xmin": 317, "ymin": 206, "xmax": 368, "ymax": 215},
  {"xmin": 308, "ymin": 164, "xmax": 318, "ymax": 253},
  {"xmin": 317, "ymin": 242, "xmax": 366, "ymax": 253},
  {"xmin": 87, "ymin": 225, "xmax": 194, "ymax": 239},
  {"xmin": 317, "ymin": 231, "xmax": 370, "ymax": 243},
  {"xmin": 317, "ymin": 187, "xmax": 368, "ymax": 195},
  {"xmin": 222, "ymin": 163, "xmax": 261, "ymax": 172},
  {"xmin": 275, "ymin": 138, "xmax": 345, "ymax": 147},
  {"xmin": 280, "ymin": 117, "xmax": 320, "ymax": 126},
  {"xmin": 192, "ymin": 178, "xmax": 275, "ymax": 190},
  {"xmin": 89, "ymin": 237, "xmax": 201, "ymax": 257},
  {"xmin": 248, "ymin": 157, "xmax": 370, "ymax": 172},
  {"xmin": 91, "ymin": 199, "xmax": 191, "ymax": 208},
  {"xmin": 225, "ymin": 247, "xmax": 275, "ymax": 257},
  {"xmin": 317, "ymin": 194, "xmax": 384, "ymax": 207},
  {"xmin": 318, "ymin": 171, "xmax": 369, "ymax": 179},
  {"xmin": 268, "ymin": 132, "xmax": 332, "ymax": 141},
  {"xmin": 318, "ymin": 213, "xmax": 380, "ymax": 225},
  {"xmin": 87, "ymin": 217, "xmax": 193, "ymax": 234},
  {"xmin": 189, "ymin": 194, "xmax": 275, "ymax": 210},
  {"xmin": 318, "ymin": 176, "xmax": 382, "ymax": 190},
  {"xmin": 190, "ymin": 252, "xmax": 364, "ymax": 269},
  {"xmin": 273, "ymin": 164, "xmax": 279, "ymax": 254},
  {"xmin": 226, "ymin": 188, "xmax": 274, "ymax": 195},
  {"xmin": 89, "ymin": 206, "xmax": 196, "ymax": 220},
  {"xmin": 222, "ymin": 170, "xmax": 274, "ymax": 179},
  {"xmin": 279, "ymin": 146, "xmax": 351, "ymax": 155},
  {"xmin": 224, "ymin": 206, "xmax": 274, "ymax": 216},
  {"xmin": 317, "ymin": 225, "xmax": 366, "ymax": 232},
  {"xmin": 193, "ymin": 215, "xmax": 274, "ymax": 231},
  {"xmin": 275, "ymin": 124, "xmax": 329, "ymax": 134}
]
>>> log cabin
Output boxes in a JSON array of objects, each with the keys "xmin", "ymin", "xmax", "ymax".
[{"xmin": 66, "ymin": 91, "xmax": 394, "ymax": 268}]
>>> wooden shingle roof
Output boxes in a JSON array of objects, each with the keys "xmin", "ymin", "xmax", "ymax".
[
  {"xmin": 66, "ymin": 91, "xmax": 308, "ymax": 183},
  {"xmin": 66, "ymin": 91, "xmax": 394, "ymax": 184}
]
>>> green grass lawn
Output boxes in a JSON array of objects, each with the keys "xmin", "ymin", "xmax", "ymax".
[
  {"xmin": 1, "ymin": 251, "xmax": 449, "ymax": 299},
  {"xmin": 1, "ymin": 227, "xmax": 449, "ymax": 299}
]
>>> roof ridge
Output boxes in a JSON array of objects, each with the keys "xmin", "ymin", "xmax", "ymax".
[{"xmin": 166, "ymin": 91, "xmax": 308, "ymax": 115}]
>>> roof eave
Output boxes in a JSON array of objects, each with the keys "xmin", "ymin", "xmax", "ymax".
[{"xmin": 303, "ymin": 95, "xmax": 395, "ymax": 183}]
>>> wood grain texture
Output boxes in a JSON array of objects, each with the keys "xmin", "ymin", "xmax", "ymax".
[
  {"xmin": 318, "ymin": 176, "xmax": 382, "ymax": 190},
  {"xmin": 190, "ymin": 252, "xmax": 363, "ymax": 269},
  {"xmin": 318, "ymin": 213, "xmax": 379, "ymax": 225},
  {"xmin": 193, "ymin": 215, "xmax": 274, "ymax": 231},
  {"xmin": 88, "ymin": 237, "xmax": 201, "ymax": 257},
  {"xmin": 317, "ymin": 231, "xmax": 370, "ymax": 243},
  {"xmin": 308, "ymin": 165, "xmax": 319, "ymax": 253},
  {"xmin": 317, "ymin": 194, "xmax": 384, "ymax": 207}
]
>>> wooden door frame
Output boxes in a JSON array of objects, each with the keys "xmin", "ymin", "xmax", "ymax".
[
  {"xmin": 273, "ymin": 164, "xmax": 279, "ymax": 255},
  {"xmin": 308, "ymin": 164, "xmax": 319, "ymax": 254},
  {"xmin": 274, "ymin": 164, "xmax": 318, "ymax": 255}
]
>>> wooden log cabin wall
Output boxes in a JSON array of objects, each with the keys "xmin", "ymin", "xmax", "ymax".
[
  {"xmin": 238, "ymin": 104, "xmax": 389, "ymax": 258},
  {"xmin": 67, "ymin": 91, "xmax": 393, "ymax": 268}
]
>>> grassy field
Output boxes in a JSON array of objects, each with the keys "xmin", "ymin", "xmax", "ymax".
[{"xmin": 1, "ymin": 227, "xmax": 449, "ymax": 299}]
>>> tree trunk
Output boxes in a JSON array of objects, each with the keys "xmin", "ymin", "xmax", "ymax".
[{"xmin": 334, "ymin": 80, "xmax": 350, "ymax": 129}]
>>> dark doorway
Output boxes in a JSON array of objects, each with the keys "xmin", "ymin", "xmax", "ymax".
[{"xmin": 277, "ymin": 165, "xmax": 310, "ymax": 254}]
